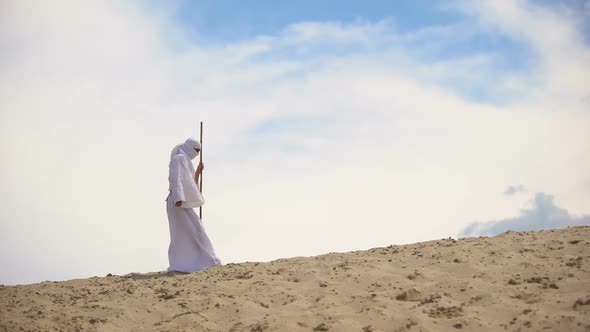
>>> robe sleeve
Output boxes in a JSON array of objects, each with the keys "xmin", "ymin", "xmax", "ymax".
[{"xmin": 169, "ymin": 154, "xmax": 204, "ymax": 208}]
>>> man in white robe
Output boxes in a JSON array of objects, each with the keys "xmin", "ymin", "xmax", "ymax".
[{"xmin": 166, "ymin": 137, "xmax": 221, "ymax": 272}]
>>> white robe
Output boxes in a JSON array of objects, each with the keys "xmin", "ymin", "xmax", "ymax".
[{"xmin": 167, "ymin": 152, "xmax": 221, "ymax": 273}]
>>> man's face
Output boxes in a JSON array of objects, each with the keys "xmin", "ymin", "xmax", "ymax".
[{"xmin": 194, "ymin": 148, "xmax": 200, "ymax": 154}]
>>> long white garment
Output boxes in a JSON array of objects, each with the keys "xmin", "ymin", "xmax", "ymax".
[{"xmin": 167, "ymin": 138, "xmax": 221, "ymax": 272}]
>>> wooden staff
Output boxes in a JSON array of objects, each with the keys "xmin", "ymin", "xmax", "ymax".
[{"xmin": 199, "ymin": 121, "xmax": 203, "ymax": 219}]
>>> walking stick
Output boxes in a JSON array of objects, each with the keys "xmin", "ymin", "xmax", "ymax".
[{"xmin": 199, "ymin": 121, "xmax": 203, "ymax": 220}]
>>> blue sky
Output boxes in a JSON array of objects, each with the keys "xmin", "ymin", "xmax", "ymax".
[
  {"xmin": 165, "ymin": 0, "xmax": 545, "ymax": 105},
  {"xmin": 1, "ymin": 0, "xmax": 589, "ymax": 285},
  {"xmin": 173, "ymin": 1, "xmax": 461, "ymax": 41},
  {"xmin": 170, "ymin": 1, "xmax": 537, "ymax": 67},
  {"xmin": 173, "ymin": 0, "xmax": 590, "ymax": 43}
]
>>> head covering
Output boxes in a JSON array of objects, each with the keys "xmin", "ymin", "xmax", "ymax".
[{"xmin": 170, "ymin": 137, "xmax": 201, "ymax": 161}]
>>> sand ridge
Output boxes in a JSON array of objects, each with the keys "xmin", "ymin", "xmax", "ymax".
[{"xmin": 1, "ymin": 226, "xmax": 589, "ymax": 331}]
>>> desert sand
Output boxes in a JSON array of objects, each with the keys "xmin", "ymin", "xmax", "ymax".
[{"xmin": 1, "ymin": 226, "xmax": 589, "ymax": 331}]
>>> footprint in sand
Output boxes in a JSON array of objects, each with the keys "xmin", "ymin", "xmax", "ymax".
[
  {"xmin": 573, "ymin": 298, "xmax": 590, "ymax": 309},
  {"xmin": 395, "ymin": 288, "xmax": 422, "ymax": 302},
  {"xmin": 313, "ymin": 323, "xmax": 330, "ymax": 331}
]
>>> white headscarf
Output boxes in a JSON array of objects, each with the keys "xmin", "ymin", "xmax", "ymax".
[
  {"xmin": 170, "ymin": 137, "xmax": 201, "ymax": 161},
  {"xmin": 168, "ymin": 137, "xmax": 204, "ymax": 208}
]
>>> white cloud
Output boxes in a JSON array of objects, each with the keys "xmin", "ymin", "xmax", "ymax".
[
  {"xmin": 454, "ymin": 0, "xmax": 590, "ymax": 109},
  {"xmin": 459, "ymin": 192, "xmax": 590, "ymax": 237},
  {"xmin": 1, "ymin": 0, "xmax": 589, "ymax": 285}
]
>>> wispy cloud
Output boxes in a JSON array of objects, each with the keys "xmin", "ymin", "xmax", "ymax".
[
  {"xmin": 453, "ymin": 0, "xmax": 590, "ymax": 109},
  {"xmin": 504, "ymin": 184, "xmax": 526, "ymax": 196}
]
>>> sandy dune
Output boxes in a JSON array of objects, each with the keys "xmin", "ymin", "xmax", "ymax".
[{"xmin": 1, "ymin": 226, "xmax": 589, "ymax": 331}]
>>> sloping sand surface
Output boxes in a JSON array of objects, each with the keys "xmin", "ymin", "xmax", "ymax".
[{"xmin": 1, "ymin": 226, "xmax": 589, "ymax": 331}]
